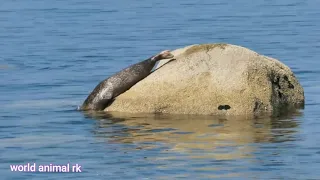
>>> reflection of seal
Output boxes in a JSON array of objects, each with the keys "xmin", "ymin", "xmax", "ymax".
[{"xmin": 80, "ymin": 50, "xmax": 174, "ymax": 111}]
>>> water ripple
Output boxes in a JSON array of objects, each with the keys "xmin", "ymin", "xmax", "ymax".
[{"xmin": 0, "ymin": 0, "xmax": 320, "ymax": 179}]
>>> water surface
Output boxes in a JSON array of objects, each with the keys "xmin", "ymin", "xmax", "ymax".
[{"xmin": 1, "ymin": 0, "xmax": 320, "ymax": 179}]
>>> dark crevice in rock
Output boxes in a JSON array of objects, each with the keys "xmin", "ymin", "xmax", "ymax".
[
  {"xmin": 273, "ymin": 76, "xmax": 281, "ymax": 89},
  {"xmin": 271, "ymin": 75, "xmax": 284, "ymax": 100},
  {"xmin": 269, "ymin": 72, "xmax": 298, "ymax": 116},
  {"xmin": 284, "ymin": 75, "xmax": 295, "ymax": 89},
  {"xmin": 218, "ymin": 105, "xmax": 231, "ymax": 110},
  {"xmin": 288, "ymin": 83, "xmax": 294, "ymax": 89},
  {"xmin": 254, "ymin": 101, "xmax": 260, "ymax": 112},
  {"xmin": 253, "ymin": 98, "xmax": 265, "ymax": 113}
]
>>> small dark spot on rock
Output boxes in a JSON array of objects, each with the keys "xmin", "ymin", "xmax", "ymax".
[
  {"xmin": 272, "ymin": 76, "xmax": 281, "ymax": 89},
  {"xmin": 283, "ymin": 75, "xmax": 294, "ymax": 89},
  {"xmin": 254, "ymin": 101, "xmax": 259, "ymax": 112},
  {"xmin": 288, "ymin": 83, "xmax": 294, "ymax": 89},
  {"xmin": 278, "ymin": 91, "xmax": 283, "ymax": 99},
  {"xmin": 218, "ymin": 105, "xmax": 231, "ymax": 110}
]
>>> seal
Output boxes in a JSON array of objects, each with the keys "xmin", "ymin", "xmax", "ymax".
[{"xmin": 80, "ymin": 50, "xmax": 174, "ymax": 111}]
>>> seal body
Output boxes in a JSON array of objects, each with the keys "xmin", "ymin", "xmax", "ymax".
[{"xmin": 80, "ymin": 50, "xmax": 174, "ymax": 111}]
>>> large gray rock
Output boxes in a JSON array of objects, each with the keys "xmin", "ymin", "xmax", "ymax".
[{"xmin": 105, "ymin": 44, "xmax": 304, "ymax": 116}]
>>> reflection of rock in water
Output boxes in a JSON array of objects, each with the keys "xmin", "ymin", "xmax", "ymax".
[{"xmin": 85, "ymin": 111, "xmax": 302, "ymax": 160}]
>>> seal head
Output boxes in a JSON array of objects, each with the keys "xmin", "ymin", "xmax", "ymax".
[{"xmin": 151, "ymin": 50, "xmax": 174, "ymax": 61}]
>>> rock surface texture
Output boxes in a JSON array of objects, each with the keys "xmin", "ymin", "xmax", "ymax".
[{"xmin": 105, "ymin": 44, "xmax": 304, "ymax": 116}]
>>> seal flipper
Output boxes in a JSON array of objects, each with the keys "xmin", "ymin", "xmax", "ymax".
[{"xmin": 94, "ymin": 98, "xmax": 115, "ymax": 111}]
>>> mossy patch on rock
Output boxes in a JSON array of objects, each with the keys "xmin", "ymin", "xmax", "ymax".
[{"xmin": 184, "ymin": 43, "xmax": 228, "ymax": 56}]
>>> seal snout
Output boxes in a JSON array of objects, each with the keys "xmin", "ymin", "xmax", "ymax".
[{"xmin": 159, "ymin": 50, "xmax": 174, "ymax": 59}]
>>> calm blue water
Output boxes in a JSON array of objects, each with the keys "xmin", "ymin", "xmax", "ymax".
[{"xmin": 1, "ymin": 0, "xmax": 320, "ymax": 179}]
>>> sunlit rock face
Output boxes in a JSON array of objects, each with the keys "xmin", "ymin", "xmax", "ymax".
[{"xmin": 105, "ymin": 44, "xmax": 304, "ymax": 116}]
